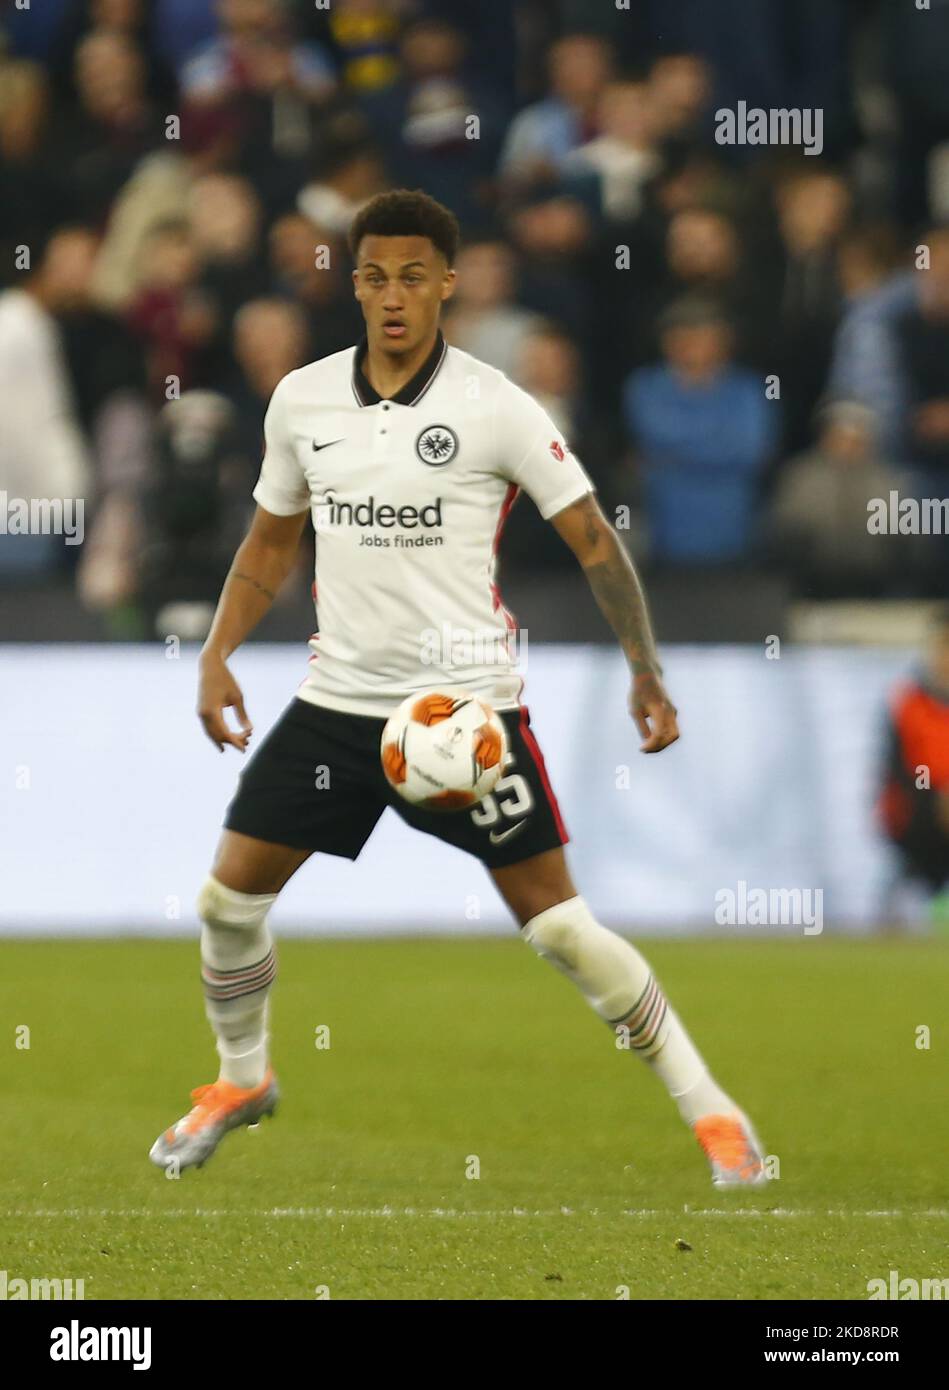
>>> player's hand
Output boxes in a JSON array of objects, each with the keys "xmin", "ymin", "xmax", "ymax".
[
  {"xmin": 629, "ymin": 670, "xmax": 679, "ymax": 753},
  {"xmin": 197, "ymin": 652, "xmax": 253, "ymax": 753}
]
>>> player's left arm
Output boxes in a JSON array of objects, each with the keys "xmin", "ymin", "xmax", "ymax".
[{"xmin": 551, "ymin": 493, "xmax": 679, "ymax": 753}]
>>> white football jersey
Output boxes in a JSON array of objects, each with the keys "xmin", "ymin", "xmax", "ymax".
[{"xmin": 253, "ymin": 330, "xmax": 594, "ymax": 717}]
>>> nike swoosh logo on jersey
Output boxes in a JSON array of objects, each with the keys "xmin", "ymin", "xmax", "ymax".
[
  {"xmin": 312, "ymin": 438, "xmax": 345, "ymax": 451},
  {"xmin": 488, "ymin": 821, "xmax": 528, "ymax": 845}
]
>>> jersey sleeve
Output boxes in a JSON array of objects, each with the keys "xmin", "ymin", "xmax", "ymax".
[
  {"xmin": 252, "ymin": 376, "xmax": 311, "ymax": 516},
  {"xmin": 493, "ymin": 377, "xmax": 594, "ymax": 519}
]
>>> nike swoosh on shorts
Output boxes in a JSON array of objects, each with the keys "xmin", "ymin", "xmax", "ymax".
[{"xmin": 488, "ymin": 821, "xmax": 528, "ymax": 845}]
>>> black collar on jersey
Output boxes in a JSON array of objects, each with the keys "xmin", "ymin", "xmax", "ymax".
[{"xmin": 351, "ymin": 329, "xmax": 447, "ymax": 407}]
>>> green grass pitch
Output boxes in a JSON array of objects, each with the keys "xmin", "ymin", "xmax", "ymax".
[{"xmin": 2, "ymin": 936, "xmax": 946, "ymax": 1300}]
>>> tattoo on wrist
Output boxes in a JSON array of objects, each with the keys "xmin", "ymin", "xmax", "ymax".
[{"xmin": 233, "ymin": 571, "xmax": 276, "ymax": 602}]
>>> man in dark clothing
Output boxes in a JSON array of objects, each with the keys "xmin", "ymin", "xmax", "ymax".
[{"xmin": 878, "ymin": 608, "xmax": 949, "ymax": 896}]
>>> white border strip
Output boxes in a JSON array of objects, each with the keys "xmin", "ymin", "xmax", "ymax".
[{"xmin": 5, "ymin": 1207, "xmax": 947, "ymax": 1220}]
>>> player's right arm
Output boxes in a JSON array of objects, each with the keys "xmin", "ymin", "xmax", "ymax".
[
  {"xmin": 199, "ymin": 375, "xmax": 312, "ymax": 751},
  {"xmin": 198, "ymin": 504, "xmax": 310, "ymax": 752}
]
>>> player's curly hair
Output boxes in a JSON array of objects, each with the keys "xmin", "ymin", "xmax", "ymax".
[{"xmin": 348, "ymin": 189, "xmax": 460, "ymax": 266}]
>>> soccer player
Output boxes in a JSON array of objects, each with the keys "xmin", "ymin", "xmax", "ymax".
[{"xmin": 150, "ymin": 190, "xmax": 766, "ymax": 1187}]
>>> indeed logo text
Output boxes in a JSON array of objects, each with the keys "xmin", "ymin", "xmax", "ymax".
[{"xmin": 315, "ymin": 492, "xmax": 443, "ymax": 533}]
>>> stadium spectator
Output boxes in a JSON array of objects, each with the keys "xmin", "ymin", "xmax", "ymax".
[
  {"xmin": 0, "ymin": 227, "xmax": 96, "ymax": 578},
  {"xmin": 831, "ymin": 225, "xmax": 949, "ymax": 514},
  {"xmin": 646, "ymin": 52, "xmax": 712, "ymax": 152},
  {"xmin": 137, "ymin": 390, "xmax": 251, "ymax": 637},
  {"xmin": 324, "ymin": 0, "xmax": 403, "ymax": 96},
  {"xmin": 58, "ymin": 276, "xmax": 146, "ymax": 437},
  {"xmin": 49, "ymin": 0, "xmax": 178, "ymax": 107},
  {"xmin": 514, "ymin": 323, "xmax": 582, "ymax": 438},
  {"xmin": 884, "ymin": 0, "xmax": 949, "ymax": 226},
  {"xmin": 0, "ymin": 46, "xmax": 48, "ymax": 164},
  {"xmin": 770, "ymin": 401, "xmax": 905, "ymax": 597},
  {"xmin": 635, "ymin": 206, "xmax": 776, "ymax": 369},
  {"xmin": 151, "ymin": 0, "xmax": 218, "ymax": 73},
  {"xmin": 771, "ymin": 166, "xmax": 852, "ymax": 453},
  {"xmin": 190, "ymin": 172, "xmax": 263, "ymax": 279},
  {"xmin": 124, "ymin": 219, "xmax": 214, "ymax": 401},
  {"xmin": 646, "ymin": 146, "xmax": 742, "ymax": 222},
  {"xmin": 640, "ymin": 5, "xmax": 851, "ymax": 160},
  {"xmin": 893, "ymin": 227, "xmax": 949, "ymax": 490},
  {"xmin": 622, "ymin": 297, "xmax": 777, "ymax": 566},
  {"xmin": 177, "ymin": 0, "xmax": 337, "ymax": 210},
  {"xmin": 666, "ymin": 206, "xmax": 742, "ymax": 285},
  {"xmin": 297, "ymin": 112, "xmax": 386, "ymax": 235},
  {"xmin": 189, "ymin": 172, "xmax": 270, "ymax": 365},
  {"xmin": 74, "ymin": 395, "xmax": 152, "ymax": 631},
  {"xmin": 442, "ymin": 240, "xmax": 543, "ymax": 379},
  {"xmin": 500, "ymin": 322, "xmax": 618, "ymax": 575},
  {"xmin": 504, "ymin": 195, "xmax": 597, "ymax": 356},
  {"xmin": 267, "ymin": 212, "xmax": 361, "ymax": 357},
  {"xmin": 86, "ymin": 148, "xmax": 194, "ymax": 312},
  {"xmin": 515, "ymin": 321, "xmax": 619, "ymax": 495},
  {"xmin": 827, "ymin": 225, "xmax": 915, "ymax": 457},
  {"xmin": 0, "ymin": 48, "xmax": 60, "ymax": 278},
  {"xmin": 178, "ymin": 0, "xmax": 335, "ymax": 106},
  {"xmin": 595, "ymin": 149, "xmax": 747, "ymax": 409},
  {"xmin": 562, "ymin": 79, "xmax": 663, "ymax": 223},
  {"xmin": 406, "ymin": 0, "xmax": 518, "ymax": 112},
  {"xmin": 47, "ymin": 29, "xmax": 162, "ymax": 224},
  {"xmin": 878, "ymin": 607, "xmax": 949, "ymax": 907},
  {"xmin": 837, "ymin": 224, "xmax": 909, "ymax": 304},
  {"xmin": 226, "ymin": 296, "xmax": 311, "ymax": 470},
  {"xmin": 498, "ymin": 33, "xmax": 613, "ymax": 188},
  {"xmin": 0, "ymin": 0, "xmax": 73, "ymax": 60},
  {"xmin": 357, "ymin": 18, "xmax": 503, "ymax": 231}
]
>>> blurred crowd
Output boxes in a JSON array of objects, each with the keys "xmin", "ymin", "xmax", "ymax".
[{"xmin": 1, "ymin": 0, "xmax": 949, "ymax": 637}]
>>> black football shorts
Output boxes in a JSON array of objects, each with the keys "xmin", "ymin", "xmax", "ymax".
[{"xmin": 223, "ymin": 697, "xmax": 568, "ymax": 869}]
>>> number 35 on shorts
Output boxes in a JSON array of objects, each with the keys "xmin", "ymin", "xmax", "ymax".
[{"xmin": 469, "ymin": 754, "xmax": 535, "ymax": 831}]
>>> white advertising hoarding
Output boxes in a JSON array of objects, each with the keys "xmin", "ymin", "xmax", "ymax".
[{"xmin": 2, "ymin": 643, "xmax": 908, "ymax": 935}]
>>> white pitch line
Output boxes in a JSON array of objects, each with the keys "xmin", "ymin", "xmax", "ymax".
[{"xmin": 5, "ymin": 1207, "xmax": 947, "ymax": 1220}]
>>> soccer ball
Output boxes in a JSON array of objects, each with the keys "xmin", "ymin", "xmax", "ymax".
[{"xmin": 381, "ymin": 689, "xmax": 508, "ymax": 811}]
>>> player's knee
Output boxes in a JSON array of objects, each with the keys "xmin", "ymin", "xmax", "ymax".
[
  {"xmin": 521, "ymin": 895, "xmax": 588, "ymax": 969},
  {"xmin": 522, "ymin": 896, "xmax": 651, "ymax": 1023},
  {"xmin": 196, "ymin": 875, "xmax": 277, "ymax": 932}
]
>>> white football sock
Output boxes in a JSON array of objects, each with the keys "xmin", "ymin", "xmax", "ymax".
[
  {"xmin": 646, "ymin": 1005, "xmax": 736, "ymax": 1124},
  {"xmin": 197, "ymin": 876, "xmax": 277, "ymax": 1089},
  {"xmin": 522, "ymin": 896, "xmax": 735, "ymax": 1124}
]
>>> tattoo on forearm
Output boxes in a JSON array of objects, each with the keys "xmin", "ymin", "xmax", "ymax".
[
  {"xmin": 581, "ymin": 499, "xmax": 600, "ymax": 551},
  {"xmin": 584, "ymin": 542, "xmax": 660, "ymax": 676},
  {"xmin": 232, "ymin": 571, "xmax": 276, "ymax": 602}
]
